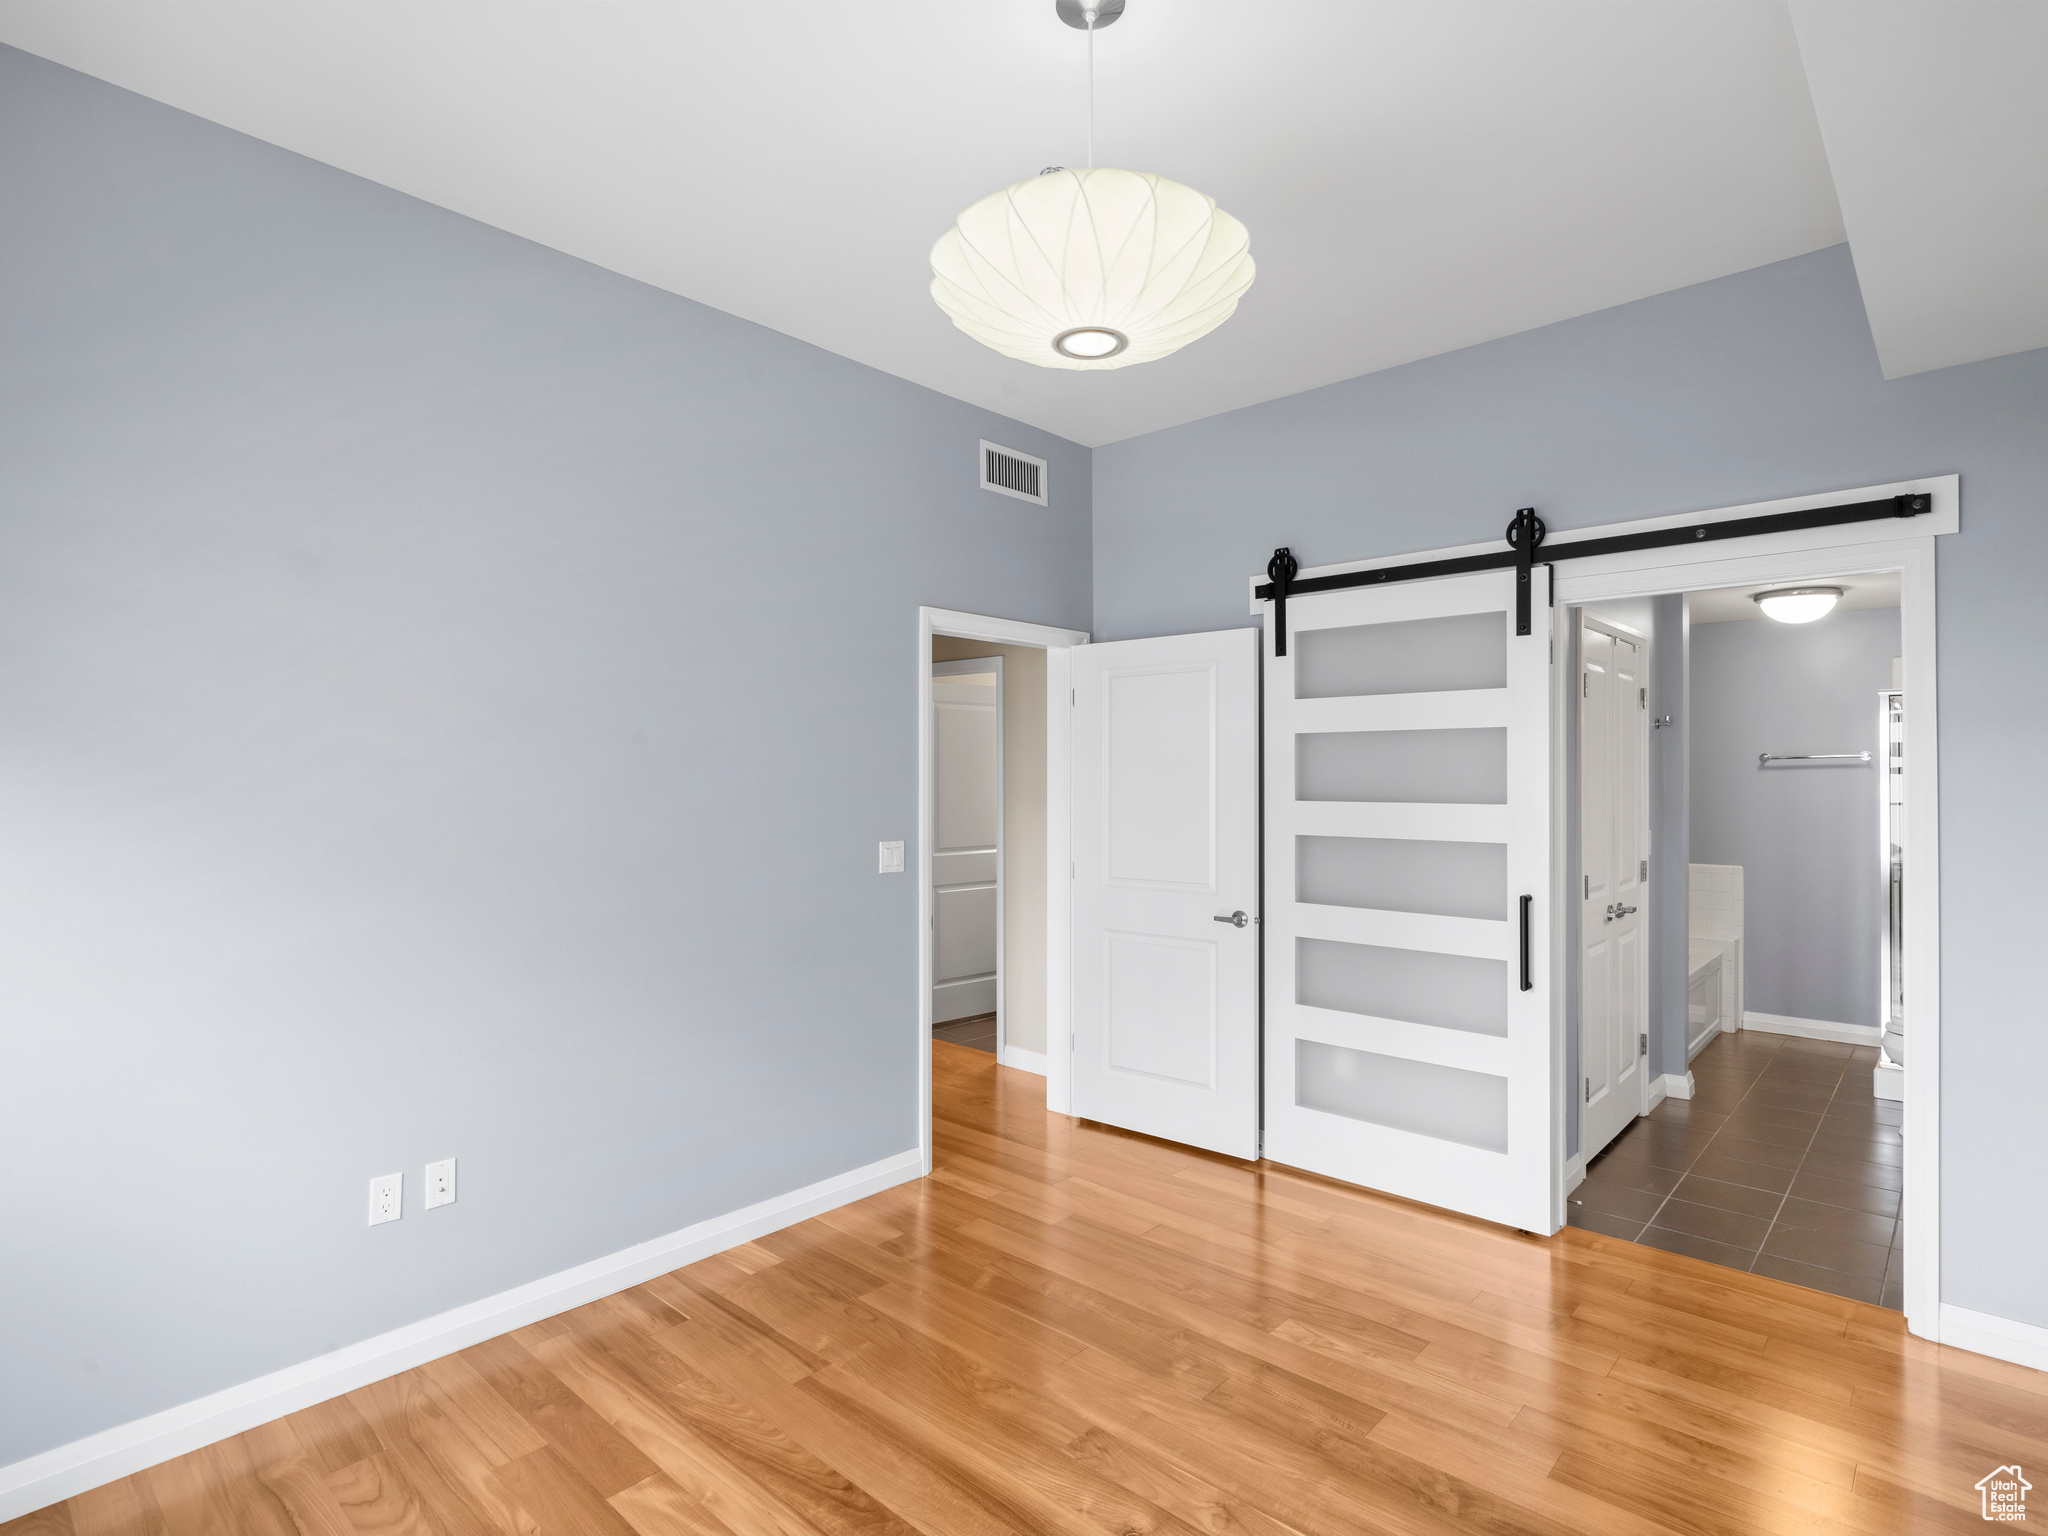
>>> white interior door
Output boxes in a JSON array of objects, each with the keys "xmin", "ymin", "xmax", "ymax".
[
  {"xmin": 1070, "ymin": 629, "xmax": 1259, "ymax": 1159},
  {"xmin": 1578, "ymin": 616, "xmax": 1648, "ymax": 1160},
  {"xmin": 932, "ymin": 660, "xmax": 1001, "ymax": 1025},
  {"xmin": 1263, "ymin": 569, "xmax": 1556, "ymax": 1231}
]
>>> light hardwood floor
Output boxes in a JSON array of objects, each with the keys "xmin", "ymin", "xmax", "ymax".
[{"xmin": 10, "ymin": 1041, "xmax": 2044, "ymax": 1535}]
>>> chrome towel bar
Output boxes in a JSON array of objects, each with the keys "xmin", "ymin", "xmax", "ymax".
[{"xmin": 1758, "ymin": 751, "xmax": 1871, "ymax": 765}]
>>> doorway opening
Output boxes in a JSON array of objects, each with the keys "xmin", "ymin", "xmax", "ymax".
[
  {"xmin": 915, "ymin": 607, "xmax": 1088, "ymax": 1176},
  {"xmin": 1567, "ymin": 570, "xmax": 1907, "ymax": 1309},
  {"xmin": 929, "ymin": 648, "xmax": 1025, "ymax": 1060}
]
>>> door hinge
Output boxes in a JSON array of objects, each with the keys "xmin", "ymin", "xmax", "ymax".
[
  {"xmin": 1584, "ymin": 874, "xmax": 1590, "ymax": 898},
  {"xmin": 1071, "ymin": 861, "xmax": 1076, "ymax": 880},
  {"xmin": 1640, "ymin": 687, "xmax": 1646, "ymax": 708},
  {"xmin": 1582, "ymin": 673, "xmax": 1589, "ymax": 698},
  {"xmin": 1071, "ymin": 688, "xmax": 1076, "ymax": 706},
  {"xmin": 1584, "ymin": 1078, "xmax": 1591, "ymax": 1103},
  {"xmin": 1640, "ymin": 858, "xmax": 1648, "ymax": 880},
  {"xmin": 1640, "ymin": 1032, "xmax": 1648, "ymax": 1057}
]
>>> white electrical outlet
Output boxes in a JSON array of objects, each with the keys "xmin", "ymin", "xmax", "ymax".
[
  {"xmin": 878, "ymin": 840, "xmax": 904, "ymax": 874},
  {"xmin": 424, "ymin": 1157, "xmax": 456, "ymax": 1209},
  {"xmin": 368, "ymin": 1172, "xmax": 402, "ymax": 1226}
]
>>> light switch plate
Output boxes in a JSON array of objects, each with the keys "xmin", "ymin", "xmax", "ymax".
[
  {"xmin": 424, "ymin": 1157, "xmax": 456, "ymax": 1209},
  {"xmin": 368, "ymin": 1172, "xmax": 402, "ymax": 1226},
  {"xmin": 878, "ymin": 840, "xmax": 904, "ymax": 874}
]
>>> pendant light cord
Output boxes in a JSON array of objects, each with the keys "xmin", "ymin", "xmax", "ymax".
[{"xmin": 1086, "ymin": 11, "xmax": 1095, "ymax": 168}]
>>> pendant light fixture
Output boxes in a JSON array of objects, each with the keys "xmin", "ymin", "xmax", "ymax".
[
  {"xmin": 1752, "ymin": 586, "xmax": 1844, "ymax": 624},
  {"xmin": 929, "ymin": 0, "xmax": 1255, "ymax": 370}
]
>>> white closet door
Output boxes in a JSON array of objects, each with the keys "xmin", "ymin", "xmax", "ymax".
[
  {"xmin": 1579, "ymin": 617, "xmax": 1648, "ymax": 1159},
  {"xmin": 1071, "ymin": 629, "xmax": 1259, "ymax": 1159},
  {"xmin": 1264, "ymin": 570, "xmax": 1555, "ymax": 1231}
]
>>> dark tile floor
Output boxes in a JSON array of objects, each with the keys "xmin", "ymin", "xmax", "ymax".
[
  {"xmin": 1568, "ymin": 1030, "xmax": 1903, "ymax": 1308},
  {"xmin": 934, "ymin": 1012, "xmax": 997, "ymax": 1054}
]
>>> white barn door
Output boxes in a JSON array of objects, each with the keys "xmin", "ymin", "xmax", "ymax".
[
  {"xmin": 1263, "ymin": 569, "xmax": 1556, "ymax": 1231},
  {"xmin": 1070, "ymin": 629, "xmax": 1259, "ymax": 1160}
]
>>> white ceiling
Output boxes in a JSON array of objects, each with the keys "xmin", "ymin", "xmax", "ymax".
[
  {"xmin": 1689, "ymin": 570, "xmax": 1900, "ymax": 625},
  {"xmin": 0, "ymin": 3, "xmax": 2032, "ymax": 446},
  {"xmin": 1789, "ymin": 1, "xmax": 2048, "ymax": 380}
]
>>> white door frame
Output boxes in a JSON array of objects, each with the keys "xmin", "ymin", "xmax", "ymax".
[
  {"xmin": 1254, "ymin": 474, "xmax": 1952, "ymax": 1340},
  {"xmin": 917, "ymin": 607, "xmax": 1089, "ymax": 1177}
]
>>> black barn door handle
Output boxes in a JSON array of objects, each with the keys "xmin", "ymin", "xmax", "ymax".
[{"xmin": 1518, "ymin": 895, "xmax": 1533, "ymax": 992}]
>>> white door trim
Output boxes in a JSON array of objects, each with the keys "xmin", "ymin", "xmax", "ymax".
[
  {"xmin": 1253, "ymin": 473, "xmax": 1951, "ymax": 1344},
  {"xmin": 917, "ymin": 608, "xmax": 1089, "ymax": 1174}
]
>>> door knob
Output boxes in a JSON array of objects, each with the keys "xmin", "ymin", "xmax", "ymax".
[
  {"xmin": 1614, "ymin": 903, "xmax": 1638, "ymax": 918},
  {"xmin": 1214, "ymin": 910, "xmax": 1249, "ymax": 928}
]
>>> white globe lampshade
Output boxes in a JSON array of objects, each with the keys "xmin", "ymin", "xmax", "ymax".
[
  {"xmin": 1753, "ymin": 587, "xmax": 1843, "ymax": 624},
  {"xmin": 930, "ymin": 167, "xmax": 1254, "ymax": 370}
]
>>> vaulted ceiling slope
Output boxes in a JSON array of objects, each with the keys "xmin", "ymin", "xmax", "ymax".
[
  {"xmin": 1789, "ymin": 1, "xmax": 2048, "ymax": 381},
  {"xmin": 0, "ymin": 2, "xmax": 2037, "ymax": 446}
]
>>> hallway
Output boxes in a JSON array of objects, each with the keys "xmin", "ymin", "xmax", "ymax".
[{"xmin": 1569, "ymin": 1031, "xmax": 1902, "ymax": 1306}]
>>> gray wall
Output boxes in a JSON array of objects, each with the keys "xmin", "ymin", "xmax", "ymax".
[
  {"xmin": 1690, "ymin": 607, "xmax": 1899, "ymax": 1026},
  {"xmin": 0, "ymin": 47, "xmax": 1090, "ymax": 1465},
  {"xmin": 1094, "ymin": 243, "xmax": 2048, "ymax": 1330}
]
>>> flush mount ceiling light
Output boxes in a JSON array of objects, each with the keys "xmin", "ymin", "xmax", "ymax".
[
  {"xmin": 1753, "ymin": 586, "xmax": 1844, "ymax": 623},
  {"xmin": 928, "ymin": 1, "xmax": 1255, "ymax": 371}
]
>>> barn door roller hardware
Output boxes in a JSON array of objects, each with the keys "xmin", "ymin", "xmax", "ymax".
[{"xmin": 1257, "ymin": 492, "xmax": 1933, "ymax": 657}]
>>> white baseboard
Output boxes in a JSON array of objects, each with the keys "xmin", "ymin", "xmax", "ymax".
[
  {"xmin": 0, "ymin": 1148, "xmax": 924, "ymax": 1524},
  {"xmin": 1657, "ymin": 1071, "xmax": 1696, "ymax": 1102},
  {"xmin": 1742, "ymin": 1011, "xmax": 1883, "ymax": 1047},
  {"xmin": 1939, "ymin": 1303, "xmax": 2048, "ymax": 1374},
  {"xmin": 999, "ymin": 1046, "xmax": 1048, "ymax": 1077},
  {"xmin": 1872, "ymin": 1062, "xmax": 1903, "ymax": 1102}
]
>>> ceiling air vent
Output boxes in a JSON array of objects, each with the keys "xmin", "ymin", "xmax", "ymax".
[{"xmin": 980, "ymin": 441, "xmax": 1048, "ymax": 506}]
